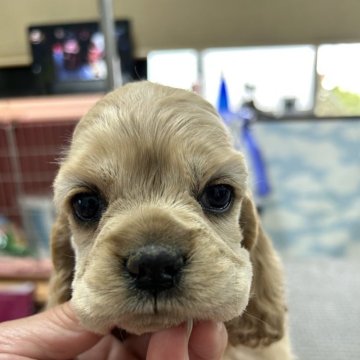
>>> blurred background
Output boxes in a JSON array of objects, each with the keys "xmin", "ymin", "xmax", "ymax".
[{"xmin": 0, "ymin": 1, "xmax": 359, "ymax": 358}]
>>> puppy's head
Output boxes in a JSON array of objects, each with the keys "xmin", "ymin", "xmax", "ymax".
[{"xmin": 49, "ymin": 81, "xmax": 285, "ymax": 346}]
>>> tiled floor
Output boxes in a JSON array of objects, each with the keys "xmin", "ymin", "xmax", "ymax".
[{"xmin": 284, "ymin": 257, "xmax": 360, "ymax": 359}]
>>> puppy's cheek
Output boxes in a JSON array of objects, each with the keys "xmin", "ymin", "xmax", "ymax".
[
  {"xmin": 183, "ymin": 245, "xmax": 252, "ymax": 322},
  {"xmin": 69, "ymin": 260, "xmax": 131, "ymax": 334},
  {"xmin": 233, "ymin": 252, "xmax": 253, "ymax": 316},
  {"xmin": 70, "ymin": 281, "xmax": 113, "ymax": 334},
  {"xmin": 219, "ymin": 249, "xmax": 252, "ymax": 319}
]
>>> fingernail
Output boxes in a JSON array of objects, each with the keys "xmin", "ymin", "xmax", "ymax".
[
  {"xmin": 214, "ymin": 320, "xmax": 225, "ymax": 332},
  {"xmin": 185, "ymin": 319, "xmax": 193, "ymax": 341}
]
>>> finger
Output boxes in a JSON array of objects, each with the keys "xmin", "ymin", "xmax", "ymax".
[
  {"xmin": 77, "ymin": 336, "xmax": 115, "ymax": 360},
  {"xmin": 0, "ymin": 302, "xmax": 101, "ymax": 359},
  {"xmin": 189, "ymin": 321, "xmax": 228, "ymax": 360},
  {"xmin": 146, "ymin": 322, "xmax": 191, "ymax": 360},
  {"xmin": 118, "ymin": 333, "xmax": 152, "ymax": 359}
]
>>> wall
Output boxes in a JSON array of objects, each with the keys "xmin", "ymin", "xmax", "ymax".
[{"xmin": 1, "ymin": 0, "xmax": 360, "ymax": 66}]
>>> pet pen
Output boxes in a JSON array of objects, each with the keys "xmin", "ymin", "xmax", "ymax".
[{"xmin": 0, "ymin": 95, "xmax": 99, "ymax": 256}]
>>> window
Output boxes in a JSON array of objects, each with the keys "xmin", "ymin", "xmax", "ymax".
[
  {"xmin": 316, "ymin": 43, "xmax": 360, "ymax": 117},
  {"xmin": 202, "ymin": 46, "xmax": 316, "ymax": 115},
  {"xmin": 147, "ymin": 44, "xmax": 360, "ymax": 118}
]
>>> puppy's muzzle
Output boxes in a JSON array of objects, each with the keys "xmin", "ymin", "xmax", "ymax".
[{"xmin": 125, "ymin": 245, "xmax": 185, "ymax": 293}]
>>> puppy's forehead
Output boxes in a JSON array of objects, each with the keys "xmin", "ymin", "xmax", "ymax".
[
  {"xmin": 74, "ymin": 82, "xmax": 229, "ymax": 149},
  {"xmin": 56, "ymin": 82, "xmax": 246, "ymax": 201}
]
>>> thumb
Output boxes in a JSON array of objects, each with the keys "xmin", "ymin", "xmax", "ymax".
[{"xmin": 0, "ymin": 302, "xmax": 101, "ymax": 359}]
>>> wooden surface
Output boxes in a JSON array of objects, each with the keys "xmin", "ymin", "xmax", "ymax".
[
  {"xmin": 0, "ymin": 94, "xmax": 103, "ymax": 124},
  {"xmin": 0, "ymin": 256, "xmax": 51, "ymax": 304},
  {"xmin": 0, "ymin": 257, "xmax": 52, "ymax": 279},
  {"xmin": 0, "ymin": 279, "xmax": 49, "ymax": 304}
]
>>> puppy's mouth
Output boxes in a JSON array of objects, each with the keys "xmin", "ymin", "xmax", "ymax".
[{"xmin": 111, "ymin": 326, "xmax": 129, "ymax": 341}]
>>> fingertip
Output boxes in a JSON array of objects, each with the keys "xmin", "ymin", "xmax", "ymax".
[
  {"xmin": 189, "ymin": 320, "xmax": 228, "ymax": 360},
  {"xmin": 147, "ymin": 323, "xmax": 189, "ymax": 360}
]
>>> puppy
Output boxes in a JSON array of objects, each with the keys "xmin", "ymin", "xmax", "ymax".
[{"xmin": 48, "ymin": 81, "xmax": 293, "ymax": 359}]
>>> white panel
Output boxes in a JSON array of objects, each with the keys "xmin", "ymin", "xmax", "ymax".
[{"xmin": 147, "ymin": 49, "xmax": 198, "ymax": 90}]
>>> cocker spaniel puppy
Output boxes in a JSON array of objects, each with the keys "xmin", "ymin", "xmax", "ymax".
[{"xmin": 48, "ymin": 81, "xmax": 293, "ymax": 359}]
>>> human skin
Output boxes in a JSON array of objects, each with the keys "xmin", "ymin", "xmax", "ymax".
[{"xmin": 0, "ymin": 302, "xmax": 228, "ymax": 360}]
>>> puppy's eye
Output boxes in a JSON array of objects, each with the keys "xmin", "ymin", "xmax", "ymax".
[
  {"xmin": 71, "ymin": 193, "xmax": 103, "ymax": 223},
  {"xmin": 199, "ymin": 184, "xmax": 233, "ymax": 213}
]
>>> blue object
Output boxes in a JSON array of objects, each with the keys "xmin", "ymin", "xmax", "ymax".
[
  {"xmin": 242, "ymin": 121, "xmax": 271, "ymax": 197},
  {"xmin": 217, "ymin": 76, "xmax": 232, "ymax": 125},
  {"xmin": 216, "ymin": 77, "xmax": 271, "ymax": 199}
]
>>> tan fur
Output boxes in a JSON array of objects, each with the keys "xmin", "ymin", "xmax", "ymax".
[{"xmin": 48, "ymin": 81, "xmax": 293, "ymax": 358}]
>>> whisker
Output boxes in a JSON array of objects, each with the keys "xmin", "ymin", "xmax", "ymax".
[
  {"xmin": 243, "ymin": 309, "xmax": 271, "ymax": 328},
  {"xmin": 61, "ymin": 254, "xmax": 76, "ymax": 259}
]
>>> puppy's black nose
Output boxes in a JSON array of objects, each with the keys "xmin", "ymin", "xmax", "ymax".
[{"xmin": 125, "ymin": 245, "xmax": 184, "ymax": 293}]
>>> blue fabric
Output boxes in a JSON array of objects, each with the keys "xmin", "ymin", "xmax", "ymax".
[
  {"xmin": 217, "ymin": 76, "xmax": 230, "ymax": 119},
  {"xmin": 242, "ymin": 124, "xmax": 271, "ymax": 197},
  {"xmin": 216, "ymin": 77, "xmax": 271, "ymax": 199}
]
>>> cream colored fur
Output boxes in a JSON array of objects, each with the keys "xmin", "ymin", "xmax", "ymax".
[{"xmin": 48, "ymin": 81, "xmax": 294, "ymax": 358}]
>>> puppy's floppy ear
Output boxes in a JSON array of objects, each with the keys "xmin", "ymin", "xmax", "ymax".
[
  {"xmin": 47, "ymin": 211, "xmax": 74, "ymax": 308},
  {"xmin": 226, "ymin": 195, "xmax": 286, "ymax": 347}
]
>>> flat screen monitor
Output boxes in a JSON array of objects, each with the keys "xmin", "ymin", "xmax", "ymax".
[{"xmin": 28, "ymin": 20, "xmax": 134, "ymax": 94}]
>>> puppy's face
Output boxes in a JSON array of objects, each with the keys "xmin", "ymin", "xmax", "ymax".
[{"xmin": 54, "ymin": 82, "xmax": 252, "ymax": 335}]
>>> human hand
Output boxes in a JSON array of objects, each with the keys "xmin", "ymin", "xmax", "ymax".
[{"xmin": 0, "ymin": 302, "xmax": 228, "ymax": 359}]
